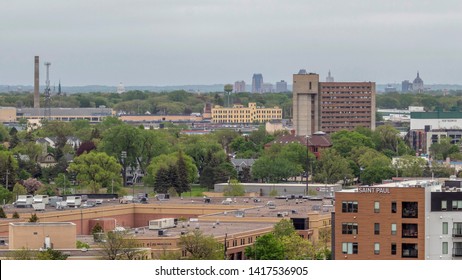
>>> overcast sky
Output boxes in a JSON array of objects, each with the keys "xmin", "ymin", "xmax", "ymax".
[{"xmin": 2, "ymin": 0, "xmax": 462, "ymax": 86}]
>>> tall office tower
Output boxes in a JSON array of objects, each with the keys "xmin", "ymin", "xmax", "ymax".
[
  {"xmin": 252, "ymin": 73, "xmax": 263, "ymax": 93},
  {"xmin": 402, "ymin": 80, "xmax": 412, "ymax": 92},
  {"xmin": 275, "ymin": 80, "xmax": 288, "ymax": 93},
  {"xmin": 234, "ymin": 81, "xmax": 246, "ymax": 93},
  {"xmin": 34, "ymin": 56, "xmax": 40, "ymax": 108},
  {"xmin": 293, "ymin": 69, "xmax": 376, "ymax": 136},
  {"xmin": 326, "ymin": 70, "xmax": 334, "ymax": 82}
]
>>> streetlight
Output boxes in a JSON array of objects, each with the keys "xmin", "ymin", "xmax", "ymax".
[{"xmin": 305, "ymin": 135, "xmax": 310, "ymax": 196}]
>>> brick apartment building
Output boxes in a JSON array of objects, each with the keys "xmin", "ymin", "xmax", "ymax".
[
  {"xmin": 332, "ymin": 179, "xmax": 462, "ymax": 260},
  {"xmin": 292, "ymin": 69, "xmax": 376, "ymax": 136}
]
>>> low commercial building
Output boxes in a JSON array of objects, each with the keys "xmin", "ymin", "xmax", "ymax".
[
  {"xmin": 8, "ymin": 222, "xmax": 76, "ymax": 250},
  {"xmin": 16, "ymin": 107, "xmax": 114, "ymax": 123}
]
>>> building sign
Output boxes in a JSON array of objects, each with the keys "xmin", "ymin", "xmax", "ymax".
[{"xmin": 358, "ymin": 187, "xmax": 390, "ymax": 194}]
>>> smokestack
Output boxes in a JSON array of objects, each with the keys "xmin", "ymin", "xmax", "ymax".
[{"xmin": 34, "ymin": 56, "xmax": 40, "ymax": 108}]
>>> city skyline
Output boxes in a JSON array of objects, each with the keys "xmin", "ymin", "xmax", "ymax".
[{"xmin": 2, "ymin": 1, "xmax": 462, "ymax": 86}]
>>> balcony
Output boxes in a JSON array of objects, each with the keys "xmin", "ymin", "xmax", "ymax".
[
  {"xmin": 453, "ymin": 228, "xmax": 462, "ymax": 237},
  {"xmin": 402, "ymin": 244, "xmax": 418, "ymax": 258},
  {"xmin": 402, "ymin": 249, "xmax": 418, "ymax": 258},
  {"xmin": 402, "ymin": 224, "xmax": 418, "ymax": 238},
  {"xmin": 452, "ymin": 248, "xmax": 462, "ymax": 257}
]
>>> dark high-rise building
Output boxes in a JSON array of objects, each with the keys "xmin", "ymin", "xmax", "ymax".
[{"xmin": 252, "ymin": 73, "xmax": 263, "ymax": 93}]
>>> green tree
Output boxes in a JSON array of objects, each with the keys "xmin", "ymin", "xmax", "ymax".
[
  {"xmin": 223, "ymin": 179, "xmax": 245, "ymax": 196},
  {"xmin": 99, "ymin": 124, "xmax": 142, "ymax": 186},
  {"xmin": 36, "ymin": 248, "xmax": 69, "ymax": 260},
  {"xmin": 394, "ymin": 155, "xmax": 426, "ymax": 177},
  {"xmin": 179, "ymin": 229, "xmax": 224, "ymax": 260},
  {"xmin": 99, "ymin": 230, "xmax": 143, "ymax": 260},
  {"xmin": 68, "ymin": 151, "xmax": 122, "ymax": 192},
  {"xmin": 0, "ymin": 206, "xmax": 6, "ymax": 218},
  {"xmin": 0, "ymin": 185, "xmax": 13, "ymax": 204},
  {"xmin": 28, "ymin": 213, "xmax": 39, "ymax": 222},
  {"xmin": 245, "ymin": 234, "xmax": 285, "ymax": 260},
  {"xmin": 429, "ymin": 138, "xmax": 460, "ymax": 160},
  {"xmin": 0, "ymin": 151, "xmax": 19, "ymax": 189},
  {"xmin": 176, "ymin": 150, "xmax": 190, "ymax": 195},
  {"xmin": 372, "ymin": 125, "xmax": 400, "ymax": 155},
  {"xmin": 6, "ymin": 248, "xmax": 37, "ymax": 260},
  {"xmin": 153, "ymin": 166, "xmax": 171, "ymax": 194},
  {"xmin": 12, "ymin": 183, "xmax": 27, "ymax": 199},
  {"xmin": 314, "ymin": 149, "xmax": 352, "ymax": 184},
  {"xmin": 331, "ymin": 130, "xmax": 374, "ymax": 157}
]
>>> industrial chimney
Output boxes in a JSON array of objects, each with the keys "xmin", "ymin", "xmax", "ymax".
[{"xmin": 34, "ymin": 56, "xmax": 40, "ymax": 108}]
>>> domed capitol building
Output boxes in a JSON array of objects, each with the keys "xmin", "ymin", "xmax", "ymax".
[{"xmin": 412, "ymin": 71, "xmax": 424, "ymax": 93}]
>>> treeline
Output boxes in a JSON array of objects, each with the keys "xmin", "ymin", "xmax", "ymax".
[
  {"xmin": 0, "ymin": 90, "xmax": 293, "ymax": 118},
  {"xmin": 377, "ymin": 91, "xmax": 462, "ymax": 111}
]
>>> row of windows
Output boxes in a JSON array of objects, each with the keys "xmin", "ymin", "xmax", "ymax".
[
  {"xmin": 225, "ymin": 236, "xmax": 255, "ymax": 248},
  {"xmin": 342, "ymin": 242, "xmax": 418, "ymax": 257},
  {"xmin": 342, "ymin": 222, "xmax": 415, "ymax": 237},
  {"xmin": 441, "ymin": 200, "xmax": 462, "ymax": 211},
  {"xmin": 342, "ymin": 201, "xmax": 418, "ymax": 218}
]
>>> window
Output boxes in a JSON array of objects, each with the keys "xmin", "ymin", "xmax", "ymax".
[
  {"xmin": 342, "ymin": 201, "xmax": 358, "ymax": 213},
  {"xmin": 442, "ymin": 242, "xmax": 448, "ymax": 255},
  {"xmin": 443, "ymin": 222, "xmax": 448, "ymax": 235},
  {"xmin": 391, "ymin": 223, "xmax": 397, "ymax": 235},
  {"xmin": 441, "ymin": 200, "xmax": 447, "ymax": 211},
  {"xmin": 452, "ymin": 200, "xmax": 462, "ymax": 210},
  {"xmin": 391, "ymin": 243, "xmax": 397, "ymax": 255},
  {"xmin": 342, "ymin": 242, "xmax": 358, "ymax": 254},
  {"xmin": 402, "ymin": 223, "xmax": 418, "ymax": 238},
  {"xmin": 374, "ymin": 201, "xmax": 380, "ymax": 213},
  {"xmin": 391, "ymin": 201, "xmax": 397, "ymax": 213},
  {"xmin": 402, "ymin": 202, "xmax": 418, "ymax": 218},
  {"xmin": 374, "ymin": 223, "xmax": 380, "ymax": 235},
  {"xmin": 342, "ymin": 223, "xmax": 358, "ymax": 234},
  {"xmin": 402, "ymin": 243, "xmax": 418, "ymax": 258},
  {"xmin": 374, "ymin": 243, "xmax": 380, "ymax": 255}
]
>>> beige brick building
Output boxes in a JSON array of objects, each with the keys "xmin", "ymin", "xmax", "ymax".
[
  {"xmin": 212, "ymin": 103, "xmax": 282, "ymax": 124},
  {"xmin": 8, "ymin": 222, "xmax": 76, "ymax": 250}
]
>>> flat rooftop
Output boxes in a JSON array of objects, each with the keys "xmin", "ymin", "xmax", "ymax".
[{"xmin": 339, "ymin": 179, "xmax": 442, "ymax": 193}]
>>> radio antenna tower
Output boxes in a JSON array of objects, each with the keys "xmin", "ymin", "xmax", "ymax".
[{"xmin": 44, "ymin": 62, "xmax": 52, "ymax": 120}]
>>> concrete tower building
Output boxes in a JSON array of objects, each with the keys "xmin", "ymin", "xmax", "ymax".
[
  {"xmin": 34, "ymin": 56, "xmax": 40, "ymax": 109},
  {"xmin": 292, "ymin": 69, "xmax": 320, "ymax": 136},
  {"xmin": 293, "ymin": 69, "xmax": 376, "ymax": 136}
]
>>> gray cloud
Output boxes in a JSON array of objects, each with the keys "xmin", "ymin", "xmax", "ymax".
[{"xmin": 1, "ymin": 0, "xmax": 462, "ymax": 86}]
